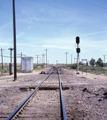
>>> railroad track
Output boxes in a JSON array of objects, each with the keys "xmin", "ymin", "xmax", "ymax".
[{"xmin": 6, "ymin": 67, "xmax": 67, "ymax": 120}]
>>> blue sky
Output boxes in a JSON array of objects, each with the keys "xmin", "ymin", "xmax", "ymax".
[{"xmin": 0, "ymin": 0, "xmax": 107, "ymax": 64}]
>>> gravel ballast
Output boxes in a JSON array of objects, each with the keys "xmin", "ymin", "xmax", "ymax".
[{"xmin": 0, "ymin": 67, "xmax": 107, "ymax": 120}]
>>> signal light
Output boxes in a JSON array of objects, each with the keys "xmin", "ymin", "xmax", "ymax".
[
  {"xmin": 76, "ymin": 36, "xmax": 80, "ymax": 44},
  {"xmin": 76, "ymin": 48, "xmax": 80, "ymax": 53}
]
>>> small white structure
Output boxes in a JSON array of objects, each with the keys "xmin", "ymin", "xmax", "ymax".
[{"xmin": 21, "ymin": 57, "xmax": 33, "ymax": 72}]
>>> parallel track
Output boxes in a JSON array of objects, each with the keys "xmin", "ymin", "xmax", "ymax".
[{"xmin": 6, "ymin": 67, "xmax": 67, "ymax": 120}]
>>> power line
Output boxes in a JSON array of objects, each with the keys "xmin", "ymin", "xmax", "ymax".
[{"xmin": 30, "ymin": 0, "xmax": 107, "ymax": 21}]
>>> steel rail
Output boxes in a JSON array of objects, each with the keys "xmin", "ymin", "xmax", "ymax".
[
  {"xmin": 6, "ymin": 68, "xmax": 55, "ymax": 120},
  {"xmin": 57, "ymin": 68, "xmax": 67, "ymax": 120}
]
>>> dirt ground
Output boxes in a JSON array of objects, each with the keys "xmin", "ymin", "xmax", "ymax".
[
  {"xmin": 0, "ymin": 67, "xmax": 107, "ymax": 120},
  {"xmin": 70, "ymin": 69, "xmax": 107, "ymax": 80}
]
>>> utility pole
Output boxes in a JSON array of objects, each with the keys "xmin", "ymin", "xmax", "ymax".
[
  {"xmin": 103, "ymin": 55, "xmax": 106, "ymax": 67},
  {"xmin": 8, "ymin": 48, "xmax": 13, "ymax": 63},
  {"xmin": 20, "ymin": 52, "xmax": 22, "ymax": 70},
  {"xmin": 13, "ymin": 0, "xmax": 17, "ymax": 81},
  {"xmin": 1, "ymin": 48, "xmax": 5, "ymax": 71},
  {"xmin": 35, "ymin": 55, "xmax": 40, "ymax": 65},
  {"xmin": 39, "ymin": 57, "xmax": 41, "ymax": 64},
  {"xmin": 17, "ymin": 52, "xmax": 26, "ymax": 58},
  {"xmin": 45, "ymin": 49, "xmax": 48, "ymax": 67},
  {"xmin": 21, "ymin": 52, "xmax": 22, "ymax": 58},
  {"xmin": 8, "ymin": 48, "xmax": 13, "ymax": 75},
  {"xmin": 42, "ymin": 54, "xmax": 45, "ymax": 64},
  {"xmin": 56, "ymin": 60, "xmax": 58, "ymax": 65},
  {"xmin": 71, "ymin": 54, "xmax": 72, "ymax": 64},
  {"xmin": 65, "ymin": 52, "xmax": 68, "ymax": 66}
]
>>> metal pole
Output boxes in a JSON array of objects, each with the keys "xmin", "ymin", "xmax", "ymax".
[
  {"xmin": 77, "ymin": 44, "xmax": 79, "ymax": 74},
  {"xmin": 13, "ymin": 0, "xmax": 17, "ymax": 81}
]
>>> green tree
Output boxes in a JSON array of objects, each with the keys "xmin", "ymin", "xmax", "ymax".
[
  {"xmin": 79, "ymin": 62, "xmax": 83, "ymax": 65},
  {"xmin": 90, "ymin": 58, "xmax": 96, "ymax": 66},
  {"xmin": 96, "ymin": 58, "xmax": 103, "ymax": 67}
]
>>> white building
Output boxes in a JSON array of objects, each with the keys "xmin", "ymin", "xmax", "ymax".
[{"xmin": 21, "ymin": 57, "xmax": 33, "ymax": 72}]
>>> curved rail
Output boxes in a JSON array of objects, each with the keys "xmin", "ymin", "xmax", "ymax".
[
  {"xmin": 57, "ymin": 67, "xmax": 67, "ymax": 120},
  {"xmin": 6, "ymin": 68, "xmax": 55, "ymax": 120}
]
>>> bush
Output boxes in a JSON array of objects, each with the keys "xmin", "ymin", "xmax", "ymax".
[
  {"xmin": 81, "ymin": 65, "xmax": 107, "ymax": 75},
  {"xmin": 34, "ymin": 65, "xmax": 38, "ymax": 70},
  {"xmin": 70, "ymin": 64, "xmax": 77, "ymax": 69},
  {"xmin": 90, "ymin": 58, "xmax": 96, "ymax": 66},
  {"xmin": 96, "ymin": 58, "xmax": 103, "ymax": 67}
]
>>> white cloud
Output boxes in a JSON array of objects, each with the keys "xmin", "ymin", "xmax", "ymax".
[
  {"xmin": 17, "ymin": 43, "xmax": 37, "ymax": 47},
  {"xmin": 0, "ymin": 42, "xmax": 11, "ymax": 47},
  {"xmin": 42, "ymin": 45, "xmax": 71, "ymax": 50},
  {"xmin": 16, "ymin": 32, "xmax": 25, "ymax": 39},
  {"xmin": 79, "ymin": 38, "xmax": 107, "ymax": 57},
  {"xmin": 81, "ymin": 31, "xmax": 107, "ymax": 36}
]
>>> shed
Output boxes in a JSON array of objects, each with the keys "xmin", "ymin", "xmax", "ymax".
[{"xmin": 21, "ymin": 57, "xmax": 33, "ymax": 72}]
